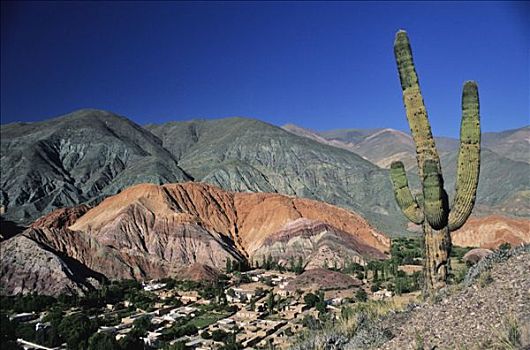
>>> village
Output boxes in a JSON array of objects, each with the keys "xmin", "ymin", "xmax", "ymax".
[
  {"xmin": 3, "ymin": 238, "xmax": 437, "ymax": 350},
  {"xmin": 5, "ymin": 250, "xmax": 430, "ymax": 350}
]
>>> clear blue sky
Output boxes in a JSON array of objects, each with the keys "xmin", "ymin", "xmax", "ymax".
[{"xmin": 1, "ymin": 1, "xmax": 528, "ymax": 137}]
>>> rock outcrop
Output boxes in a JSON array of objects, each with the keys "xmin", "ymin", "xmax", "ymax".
[
  {"xmin": 462, "ymin": 248, "xmax": 493, "ymax": 265},
  {"xmin": 452, "ymin": 215, "xmax": 530, "ymax": 249},
  {"xmin": 0, "ymin": 182, "xmax": 389, "ymax": 295}
]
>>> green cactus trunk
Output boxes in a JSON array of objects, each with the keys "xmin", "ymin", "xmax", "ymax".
[{"xmin": 390, "ymin": 30, "xmax": 480, "ymax": 296}]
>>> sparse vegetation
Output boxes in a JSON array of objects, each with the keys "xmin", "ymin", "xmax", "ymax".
[
  {"xmin": 491, "ymin": 316, "xmax": 522, "ymax": 349},
  {"xmin": 414, "ymin": 332, "xmax": 425, "ymax": 350}
]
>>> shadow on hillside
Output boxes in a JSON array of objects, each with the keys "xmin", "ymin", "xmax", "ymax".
[{"xmin": 0, "ymin": 217, "xmax": 26, "ymax": 241}]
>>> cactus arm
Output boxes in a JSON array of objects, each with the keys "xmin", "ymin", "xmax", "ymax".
[
  {"xmin": 390, "ymin": 161, "xmax": 424, "ymax": 224},
  {"xmin": 448, "ymin": 81, "xmax": 481, "ymax": 231},
  {"xmin": 423, "ymin": 160, "xmax": 449, "ymax": 229},
  {"xmin": 394, "ymin": 30, "xmax": 442, "ymax": 179}
]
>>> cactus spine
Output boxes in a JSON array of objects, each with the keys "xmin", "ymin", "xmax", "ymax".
[{"xmin": 390, "ymin": 30, "xmax": 481, "ymax": 294}]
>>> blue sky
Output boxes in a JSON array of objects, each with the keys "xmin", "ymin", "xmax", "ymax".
[{"xmin": 1, "ymin": 1, "xmax": 528, "ymax": 137}]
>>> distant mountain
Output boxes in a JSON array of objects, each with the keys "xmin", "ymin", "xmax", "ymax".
[
  {"xmin": 0, "ymin": 109, "xmax": 190, "ymax": 223},
  {"xmin": 283, "ymin": 124, "xmax": 460, "ymax": 170},
  {"xmin": 283, "ymin": 124, "xmax": 530, "ymax": 217},
  {"xmin": 481, "ymin": 126, "xmax": 530, "ymax": 164},
  {"xmin": 0, "ymin": 182, "xmax": 389, "ymax": 295}
]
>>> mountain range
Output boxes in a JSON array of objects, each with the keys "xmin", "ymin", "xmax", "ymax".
[{"xmin": 2, "ymin": 109, "xmax": 528, "ymax": 236}]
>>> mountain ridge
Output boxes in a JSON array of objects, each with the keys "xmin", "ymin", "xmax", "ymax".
[{"xmin": 1, "ymin": 109, "xmax": 528, "ymax": 236}]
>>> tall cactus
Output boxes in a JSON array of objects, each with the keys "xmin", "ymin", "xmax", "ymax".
[{"xmin": 390, "ymin": 30, "xmax": 481, "ymax": 294}]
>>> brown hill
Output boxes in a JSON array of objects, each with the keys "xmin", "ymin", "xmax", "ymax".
[
  {"xmin": 452, "ymin": 215, "xmax": 530, "ymax": 249},
  {"xmin": 286, "ymin": 268, "xmax": 362, "ymax": 292},
  {"xmin": 1, "ymin": 182, "xmax": 389, "ymax": 295}
]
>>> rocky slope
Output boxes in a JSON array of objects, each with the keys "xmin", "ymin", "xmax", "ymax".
[
  {"xmin": 0, "ymin": 235, "xmax": 102, "ymax": 296},
  {"xmin": 175, "ymin": 263, "xmax": 221, "ymax": 283},
  {"xmin": 283, "ymin": 125, "xmax": 457, "ymax": 170},
  {"xmin": 481, "ymin": 126, "xmax": 530, "ymax": 164},
  {"xmin": 379, "ymin": 247, "xmax": 530, "ymax": 349},
  {"xmin": 0, "ymin": 182, "xmax": 389, "ymax": 295}
]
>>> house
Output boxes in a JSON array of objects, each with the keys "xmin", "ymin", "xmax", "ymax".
[
  {"xmin": 217, "ymin": 318, "xmax": 236, "ymax": 331},
  {"xmin": 185, "ymin": 338, "xmax": 207, "ymax": 348},
  {"xmin": 99, "ymin": 325, "xmax": 120, "ymax": 334},
  {"xmin": 10, "ymin": 312, "xmax": 38, "ymax": 322},
  {"xmin": 235, "ymin": 309, "xmax": 264, "ymax": 320},
  {"xmin": 121, "ymin": 312, "xmax": 146, "ymax": 325},
  {"xmin": 226, "ymin": 287, "xmax": 258, "ymax": 303},
  {"xmin": 331, "ymin": 297, "xmax": 343, "ymax": 306},
  {"xmin": 153, "ymin": 305, "xmax": 173, "ymax": 316},
  {"xmin": 373, "ymin": 289, "xmax": 393, "ymax": 301},
  {"xmin": 143, "ymin": 282, "xmax": 167, "ymax": 292},
  {"xmin": 277, "ymin": 289, "xmax": 289, "ymax": 297},
  {"xmin": 180, "ymin": 306, "xmax": 197, "ymax": 316},
  {"xmin": 35, "ymin": 322, "xmax": 50, "ymax": 331},
  {"xmin": 180, "ymin": 291, "xmax": 199, "ymax": 303},
  {"xmin": 143, "ymin": 331, "xmax": 162, "ymax": 347}
]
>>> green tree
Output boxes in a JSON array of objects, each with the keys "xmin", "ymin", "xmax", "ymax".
[
  {"xmin": 118, "ymin": 334, "xmax": 144, "ymax": 350},
  {"xmin": 87, "ymin": 332, "xmax": 120, "ymax": 350},
  {"xmin": 294, "ymin": 256, "xmax": 304, "ymax": 274},
  {"xmin": 35, "ymin": 326, "xmax": 62, "ymax": 348},
  {"xmin": 211, "ymin": 329, "xmax": 228, "ymax": 342},
  {"xmin": 499, "ymin": 242, "xmax": 512, "ymax": 251},
  {"xmin": 303, "ymin": 293, "xmax": 319, "ymax": 308},
  {"xmin": 267, "ymin": 292, "xmax": 275, "ymax": 314},
  {"xmin": 355, "ymin": 289, "xmax": 368, "ymax": 302},
  {"xmin": 0, "ymin": 313, "xmax": 20, "ymax": 350},
  {"xmin": 226, "ymin": 259, "xmax": 232, "ymax": 273},
  {"xmin": 131, "ymin": 315, "xmax": 152, "ymax": 338},
  {"xmin": 58, "ymin": 313, "xmax": 97, "ymax": 350},
  {"xmin": 165, "ymin": 341, "xmax": 187, "ymax": 350}
]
